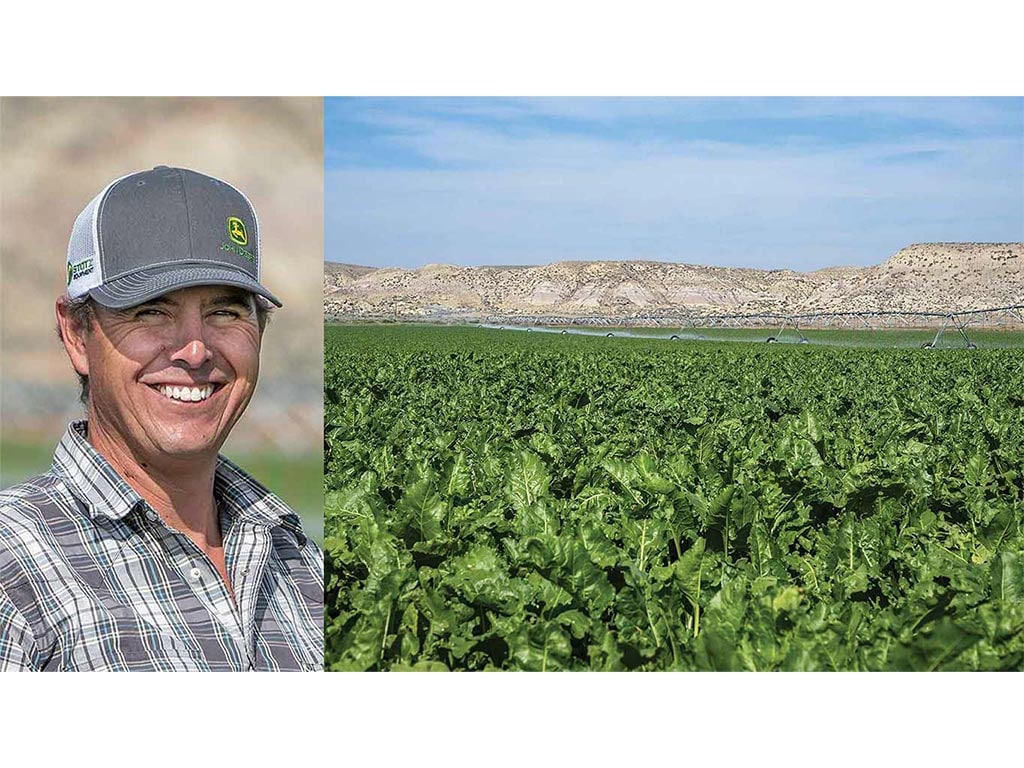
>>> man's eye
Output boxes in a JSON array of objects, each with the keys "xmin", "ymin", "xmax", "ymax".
[
  {"xmin": 211, "ymin": 309, "xmax": 242, "ymax": 319},
  {"xmin": 135, "ymin": 309, "xmax": 164, "ymax": 318}
]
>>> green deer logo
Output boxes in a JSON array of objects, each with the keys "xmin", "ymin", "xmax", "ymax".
[{"xmin": 226, "ymin": 217, "xmax": 248, "ymax": 246}]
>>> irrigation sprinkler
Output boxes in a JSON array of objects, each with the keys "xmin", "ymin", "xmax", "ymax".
[
  {"xmin": 923, "ymin": 315, "xmax": 953, "ymax": 349},
  {"xmin": 950, "ymin": 314, "xmax": 978, "ymax": 349},
  {"xmin": 668, "ymin": 314, "xmax": 707, "ymax": 341},
  {"xmin": 918, "ymin": 314, "xmax": 974, "ymax": 349},
  {"xmin": 767, "ymin": 315, "xmax": 809, "ymax": 344},
  {"xmin": 792, "ymin": 318, "xmax": 811, "ymax": 344},
  {"xmin": 473, "ymin": 303, "xmax": 1022, "ymax": 349}
]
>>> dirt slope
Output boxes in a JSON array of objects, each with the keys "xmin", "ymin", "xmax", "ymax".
[{"xmin": 325, "ymin": 243, "xmax": 1023, "ymax": 322}]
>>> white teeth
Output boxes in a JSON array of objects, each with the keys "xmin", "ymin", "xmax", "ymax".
[{"xmin": 157, "ymin": 384, "xmax": 214, "ymax": 402}]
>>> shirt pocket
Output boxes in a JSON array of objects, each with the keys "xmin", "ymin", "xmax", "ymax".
[{"xmin": 56, "ymin": 602, "xmax": 222, "ymax": 671}]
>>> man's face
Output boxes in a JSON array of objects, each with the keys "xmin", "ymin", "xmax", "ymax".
[{"xmin": 69, "ymin": 286, "xmax": 263, "ymax": 463}]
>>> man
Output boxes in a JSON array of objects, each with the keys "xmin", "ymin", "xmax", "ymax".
[{"xmin": 0, "ymin": 166, "xmax": 323, "ymax": 671}]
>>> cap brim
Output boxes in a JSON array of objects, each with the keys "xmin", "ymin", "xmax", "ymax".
[{"xmin": 88, "ymin": 265, "xmax": 283, "ymax": 309}]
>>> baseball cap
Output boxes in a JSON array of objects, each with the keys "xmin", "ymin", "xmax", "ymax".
[{"xmin": 65, "ymin": 166, "xmax": 282, "ymax": 309}]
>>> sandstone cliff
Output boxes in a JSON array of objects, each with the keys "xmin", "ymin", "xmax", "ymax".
[{"xmin": 325, "ymin": 243, "xmax": 1023, "ymax": 323}]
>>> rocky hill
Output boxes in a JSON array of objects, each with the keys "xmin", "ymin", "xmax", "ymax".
[{"xmin": 324, "ymin": 243, "xmax": 1023, "ymax": 323}]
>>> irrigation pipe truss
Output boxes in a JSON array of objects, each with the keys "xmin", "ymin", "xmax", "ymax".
[{"xmin": 478, "ymin": 304, "xmax": 1024, "ymax": 348}]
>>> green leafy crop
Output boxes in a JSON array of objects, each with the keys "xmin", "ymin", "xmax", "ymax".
[{"xmin": 324, "ymin": 325, "xmax": 1024, "ymax": 671}]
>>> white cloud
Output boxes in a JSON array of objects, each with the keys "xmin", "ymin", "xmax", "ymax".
[{"xmin": 326, "ymin": 99, "xmax": 1024, "ymax": 269}]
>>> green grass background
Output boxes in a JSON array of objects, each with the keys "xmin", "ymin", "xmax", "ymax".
[{"xmin": 1, "ymin": 438, "xmax": 322, "ymax": 544}]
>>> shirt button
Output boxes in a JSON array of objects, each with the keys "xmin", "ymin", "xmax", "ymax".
[
  {"xmin": 146, "ymin": 510, "xmax": 158, "ymax": 522},
  {"xmin": 189, "ymin": 567, "xmax": 202, "ymax": 581}
]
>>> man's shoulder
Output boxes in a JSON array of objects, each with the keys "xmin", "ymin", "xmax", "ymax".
[
  {"xmin": 1, "ymin": 424, "xmax": 81, "ymax": 527},
  {"xmin": 215, "ymin": 455, "xmax": 313, "ymax": 538},
  {"xmin": 213, "ymin": 457, "xmax": 323, "ymax": 593},
  {"xmin": 0, "ymin": 470, "xmax": 70, "ymax": 521},
  {"xmin": 0, "ymin": 470, "xmax": 76, "ymax": 577}
]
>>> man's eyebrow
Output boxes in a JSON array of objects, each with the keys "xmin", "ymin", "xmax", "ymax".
[
  {"xmin": 120, "ymin": 296, "xmax": 176, "ymax": 313},
  {"xmin": 206, "ymin": 292, "xmax": 255, "ymax": 309}
]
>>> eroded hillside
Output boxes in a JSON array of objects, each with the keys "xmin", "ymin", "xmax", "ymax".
[{"xmin": 325, "ymin": 243, "xmax": 1023, "ymax": 323}]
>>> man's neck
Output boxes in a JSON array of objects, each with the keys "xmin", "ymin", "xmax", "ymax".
[{"xmin": 85, "ymin": 417, "xmax": 221, "ymax": 546}]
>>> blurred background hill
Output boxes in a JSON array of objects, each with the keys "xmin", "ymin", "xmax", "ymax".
[{"xmin": 0, "ymin": 98, "xmax": 323, "ymax": 539}]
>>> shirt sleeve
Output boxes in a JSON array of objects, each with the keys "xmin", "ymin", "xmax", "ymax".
[{"xmin": 0, "ymin": 582, "xmax": 39, "ymax": 671}]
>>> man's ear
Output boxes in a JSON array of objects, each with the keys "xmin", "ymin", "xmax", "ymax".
[{"xmin": 55, "ymin": 297, "xmax": 91, "ymax": 378}]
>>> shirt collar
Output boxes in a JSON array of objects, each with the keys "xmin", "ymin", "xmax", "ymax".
[
  {"xmin": 213, "ymin": 454, "xmax": 304, "ymax": 538},
  {"xmin": 53, "ymin": 421, "xmax": 146, "ymax": 522},
  {"xmin": 53, "ymin": 421, "xmax": 303, "ymax": 540}
]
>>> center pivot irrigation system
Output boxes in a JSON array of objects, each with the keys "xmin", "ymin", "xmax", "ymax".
[{"xmin": 478, "ymin": 304, "xmax": 1024, "ymax": 348}]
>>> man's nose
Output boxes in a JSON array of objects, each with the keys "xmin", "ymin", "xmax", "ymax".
[{"xmin": 169, "ymin": 318, "xmax": 213, "ymax": 368}]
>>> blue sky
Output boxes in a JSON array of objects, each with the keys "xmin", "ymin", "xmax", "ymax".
[{"xmin": 325, "ymin": 98, "xmax": 1023, "ymax": 270}]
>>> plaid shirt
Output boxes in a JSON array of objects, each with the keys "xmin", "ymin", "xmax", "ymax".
[{"xmin": 0, "ymin": 421, "xmax": 323, "ymax": 671}]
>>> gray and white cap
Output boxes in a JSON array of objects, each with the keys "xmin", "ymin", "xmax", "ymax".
[{"xmin": 66, "ymin": 166, "xmax": 282, "ymax": 309}]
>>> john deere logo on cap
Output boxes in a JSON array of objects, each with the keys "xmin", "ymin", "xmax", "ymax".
[{"xmin": 226, "ymin": 217, "xmax": 248, "ymax": 246}]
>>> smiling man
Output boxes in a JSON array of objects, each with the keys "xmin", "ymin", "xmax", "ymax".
[{"xmin": 0, "ymin": 166, "xmax": 323, "ymax": 671}]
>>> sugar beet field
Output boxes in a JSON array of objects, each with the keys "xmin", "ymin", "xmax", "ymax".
[{"xmin": 324, "ymin": 325, "xmax": 1024, "ymax": 670}]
